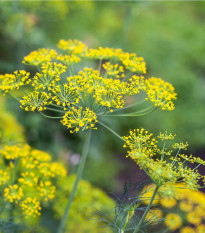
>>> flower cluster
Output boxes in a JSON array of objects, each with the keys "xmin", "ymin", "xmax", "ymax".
[
  {"xmin": 0, "ymin": 96, "xmax": 25, "ymax": 146},
  {"xmin": 142, "ymin": 184, "xmax": 205, "ymax": 233},
  {"xmin": 123, "ymin": 128, "xmax": 205, "ymax": 190},
  {"xmin": 0, "ymin": 70, "xmax": 30, "ymax": 94},
  {"xmin": 53, "ymin": 174, "xmax": 115, "ymax": 233},
  {"xmin": 0, "ymin": 143, "xmax": 66, "ymax": 218},
  {"xmin": 0, "ymin": 39, "xmax": 177, "ymax": 133}
]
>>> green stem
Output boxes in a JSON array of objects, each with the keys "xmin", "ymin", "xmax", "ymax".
[
  {"xmin": 98, "ymin": 121, "xmax": 125, "ymax": 142},
  {"xmin": 100, "ymin": 107, "xmax": 156, "ymax": 117},
  {"xmin": 8, "ymin": 92, "xmax": 20, "ymax": 101},
  {"xmin": 98, "ymin": 59, "xmax": 103, "ymax": 73},
  {"xmin": 122, "ymin": 6, "xmax": 132, "ymax": 48},
  {"xmin": 133, "ymin": 185, "xmax": 159, "ymax": 233},
  {"xmin": 46, "ymin": 107, "xmax": 65, "ymax": 113},
  {"xmin": 39, "ymin": 112, "xmax": 63, "ymax": 119},
  {"xmin": 57, "ymin": 129, "xmax": 92, "ymax": 233}
]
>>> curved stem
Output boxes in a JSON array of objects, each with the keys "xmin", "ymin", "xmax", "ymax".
[
  {"xmin": 133, "ymin": 185, "xmax": 159, "ymax": 233},
  {"xmin": 8, "ymin": 92, "xmax": 20, "ymax": 101},
  {"xmin": 57, "ymin": 129, "xmax": 92, "ymax": 233},
  {"xmin": 100, "ymin": 107, "xmax": 156, "ymax": 117},
  {"xmin": 39, "ymin": 112, "xmax": 63, "ymax": 119},
  {"xmin": 46, "ymin": 107, "xmax": 65, "ymax": 113},
  {"xmin": 98, "ymin": 121, "xmax": 125, "ymax": 142}
]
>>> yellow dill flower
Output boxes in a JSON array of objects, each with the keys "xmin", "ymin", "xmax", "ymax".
[
  {"xmin": 21, "ymin": 156, "xmax": 39, "ymax": 170},
  {"xmin": 165, "ymin": 213, "xmax": 182, "ymax": 231},
  {"xmin": 160, "ymin": 197, "xmax": 177, "ymax": 208},
  {"xmin": 0, "ymin": 97, "xmax": 25, "ymax": 142},
  {"xmin": 178, "ymin": 154, "xmax": 205, "ymax": 165},
  {"xmin": 61, "ymin": 106, "xmax": 98, "ymax": 133},
  {"xmin": 0, "ymin": 70, "xmax": 30, "ymax": 94},
  {"xmin": 32, "ymin": 62, "xmax": 66, "ymax": 90},
  {"xmin": 179, "ymin": 201, "xmax": 193, "ymax": 212},
  {"xmin": 20, "ymin": 197, "xmax": 41, "ymax": 217},
  {"xmin": 52, "ymin": 83, "xmax": 80, "ymax": 109},
  {"xmin": 120, "ymin": 53, "xmax": 146, "ymax": 74},
  {"xmin": 197, "ymin": 225, "xmax": 205, "ymax": 233},
  {"xmin": 0, "ymin": 144, "xmax": 30, "ymax": 160},
  {"xmin": 4, "ymin": 184, "xmax": 24, "ymax": 203},
  {"xmin": 102, "ymin": 62, "xmax": 125, "ymax": 78},
  {"xmin": 56, "ymin": 54, "xmax": 81, "ymax": 66},
  {"xmin": 20, "ymin": 91, "xmax": 52, "ymax": 111},
  {"xmin": 50, "ymin": 163, "xmax": 67, "ymax": 177},
  {"xmin": 30, "ymin": 149, "xmax": 51, "ymax": 162},
  {"xmin": 122, "ymin": 128, "xmax": 157, "ymax": 159},
  {"xmin": 127, "ymin": 75, "xmax": 145, "ymax": 95},
  {"xmin": 38, "ymin": 163, "xmax": 54, "ymax": 177},
  {"xmin": 142, "ymin": 183, "xmax": 205, "ymax": 232},
  {"xmin": 18, "ymin": 172, "xmax": 38, "ymax": 187},
  {"xmin": 0, "ymin": 141, "xmax": 68, "ymax": 220},
  {"xmin": 123, "ymin": 128, "xmax": 205, "ymax": 189},
  {"xmin": 187, "ymin": 212, "xmax": 202, "ymax": 225},
  {"xmin": 38, "ymin": 181, "xmax": 56, "ymax": 202},
  {"xmin": 22, "ymin": 48, "xmax": 57, "ymax": 65},
  {"xmin": 0, "ymin": 170, "xmax": 10, "ymax": 185},
  {"xmin": 180, "ymin": 227, "xmax": 195, "ymax": 233},
  {"xmin": 53, "ymin": 174, "xmax": 115, "ymax": 233},
  {"xmin": 58, "ymin": 39, "xmax": 87, "ymax": 54},
  {"xmin": 145, "ymin": 77, "xmax": 177, "ymax": 110},
  {"xmin": 85, "ymin": 47, "xmax": 117, "ymax": 60},
  {"xmin": 173, "ymin": 142, "xmax": 189, "ymax": 150},
  {"xmin": 158, "ymin": 131, "xmax": 176, "ymax": 141},
  {"xmin": 1, "ymin": 39, "xmax": 178, "ymax": 135}
]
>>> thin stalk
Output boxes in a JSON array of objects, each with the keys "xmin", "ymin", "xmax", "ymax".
[
  {"xmin": 98, "ymin": 121, "xmax": 125, "ymax": 142},
  {"xmin": 57, "ymin": 129, "xmax": 92, "ymax": 233},
  {"xmin": 133, "ymin": 185, "xmax": 159, "ymax": 233},
  {"xmin": 98, "ymin": 59, "xmax": 103, "ymax": 73},
  {"xmin": 193, "ymin": 163, "xmax": 201, "ymax": 171},
  {"xmin": 121, "ymin": 6, "xmax": 132, "ymax": 48},
  {"xmin": 100, "ymin": 107, "xmax": 156, "ymax": 117},
  {"xmin": 97, "ymin": 100, "xmax": 147, "ymax": 115},
  {"xmin": 39, "ymin": 112, "xmax": 63, "ymax": 119},
  {"xmin": 161, "ymin": 141, "xmax": 166, "ymax": 160},
  {"xmin": 171, "ymin": 148, "xmax": 180, "ymax": 165},
  {"xmin": 8, "ymin": 92, "xmax": 20, "ymax": 101},
  {"xmin": 46, "ymin": 107, "xmax": 65, "ymax": 113}
]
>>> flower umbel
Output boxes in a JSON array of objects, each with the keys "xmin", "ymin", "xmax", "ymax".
[{"xmin": 0, "ymin": 39, "xmax": 177, "ymax": 133}]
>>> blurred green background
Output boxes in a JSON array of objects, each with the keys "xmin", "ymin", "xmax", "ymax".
[{"xmin": 0, "ymin": 0, "xmax": 205, "ymax": 198}]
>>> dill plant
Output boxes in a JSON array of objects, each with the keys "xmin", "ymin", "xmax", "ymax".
[{"xmin": 0, "ymin": 39, "xmax": 181, "ymax": 233}]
